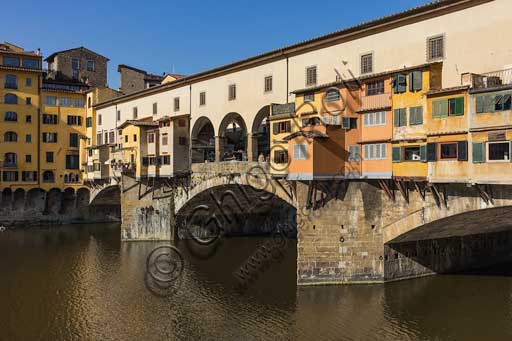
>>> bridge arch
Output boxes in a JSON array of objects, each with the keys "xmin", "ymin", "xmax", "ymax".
[
  {"xmin": 90, "ymin": 184, "xmax": 121, "ymax": 206},
  {"xmin": 249, "ymin": 105, "xmax": 271, "ymax": 161},
  {"xmin": 218, "ymin": 112, "xmax": 247, "ymax": 161},
  {"xmin": 191, "ymin": 116, "xmax": 216, "ymax": 163}
]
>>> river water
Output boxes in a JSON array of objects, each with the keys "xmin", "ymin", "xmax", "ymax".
[{"xmin": 2, "ymin": 223, "xmax": 512, "ymax": 341}]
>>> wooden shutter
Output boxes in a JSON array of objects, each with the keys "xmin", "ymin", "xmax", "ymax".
[
  {"xmin": 400, "ymin": 109, "xmax": 407, "ymax": 126},
  {"xmin": 398, "ymin": 74, "xmax": 406, "ymax": 93},
  {"xmin": 392, "ymin": 146, "xmax": 401, "ymax": 163},
  {"xmin": 427, "ymin": 142, "xmax": 437, "ymax": 161},
  {"xmin": 420, "ymin": 145, "xmax": 427, "ymax": 162},
  {"xmin": 475, "ymin": 95, "xmax": 485, "ymax": 113},
  {"xmin": 342, "ymin": 117, "xmax": 350, "ymax": 129},
  {"xmin": 409, "ymin": 71, "xmax": 422, "ymax": 91},
  {"xmin": 454, "ymin": 97, "xmax": 464, "ymax": 116},
  {"xmin": 484, "ymin": 94, "xmax": 495, "ymax": 113},
  {"xmin": 472, "ymin": 142, "xmax": 485, "ymax": 163},
  {"xmin": 285, "ymin": 121, "xmax": 291, "ymax": 132},
  {"xmin": 393, "ymin": 109, "xmax": 400, "ymax": 127},
  {"xmin": 457, "ymin": 141, "xmax": 468, "ymax": 161},
  {"xmin": 272, "ymin": 122, "xmax": 279, "ymax": 135},
  {"xmin": 433, "ymin": 99, "xmax": 448, "ymax": 118}
]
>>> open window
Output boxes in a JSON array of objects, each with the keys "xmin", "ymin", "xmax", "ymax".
[
  {"xmin": 404, "ymin": 146, "xmax": 421, "ymax": 161},
  {"xmin": 488, "ymin": 141, "xmax": 511, "ymax": 161}
]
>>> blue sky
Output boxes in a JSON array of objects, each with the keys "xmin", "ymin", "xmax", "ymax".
[{"xmin": 4, "ymin": 0, "xmax": 427, "ymax": 88}]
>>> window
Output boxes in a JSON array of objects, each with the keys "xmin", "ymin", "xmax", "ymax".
[
  {"xmin": 26, "ymin": 115, "xmax": 32, "ymax": 123},
  {"xmin": 393, "ymin": 108, "xmax": 407, "ymax": 127},
  {"xmin": 3, "ymin": 171, "xmax": 18, "ymax": 182},
  {"xmin": 26, "ymin": 97, "xmax": 31, "ymax": 105},
  {"xmin": 174, "ymin": 97, "xmax": 180, "ymax": 111},
  {"xmin": 306, "ymin": 66, "xmax": 317, "ymax": 86},
  {"xmin": 322, "ymin": 115, "xmax": 329, "ymax": 124},
  {"xmin": 228, "ymin": 84, "xmax": 236, "ymax": 101},
  {"xmin": 364, "ymin": 111, "xmax": 386, "ymax": 126},
  {"xmin": 494, "ymin": 94, "xmax": 512, "ymax": 112},
  {"xmin": 42, "ymin": 132, "xmax": 58, "ymax": 143},
  {"xmin": 427, "ymin": 35, "xmax": 444, "ymax": 61},
  {"xmin": 366, "ymin": 80, "xmax": 384, "ymax": 96},
  {"xmin": 448, "ymin": 97, "xmax": 464, "ymax": 116},
  {"xmin": 98, "ymin": 114, "xmax": 102, "ymax": 125},
  {"xmin": 153, "ymin": 103, "xmax": 157, "ymax": 115},
  {"xmin": 273, "ymin": 150, "xmax": 288, "ymax": 164},
  {"xmin": 87, "ymin": 60, "xmax": 95, "ymax": 71},
  {"xmin": 199, "ymin": 91, "xmax": 206, "ymax": 106},
  {"xmin": 162, "ymin": 133, "xmax": 168, "ymax": 145},
  {"xmin": 293, "ymin": 144, "xmax": 307, "ymax": 160},
  {"xmin": 25, "ymin": 78, "xmax": 32, "ymax": 87},
  {"xmin": 72, "ymin": 58, "xmax": 79, "ymax": 70},
  {"xmin": 124, "ymin": 135, "xmax": 128, "ymax": 143},
  {"xmin": 440, "ymin": 143, "xmax": 458, "ymax": 159},
  {"xmin": 4, "ymin": 152, "xmax": 17, "ymax": 166},
  {"xmin": 45, "ymin": 96, "xmax": 57, "ymax": 106},
  {"xmin": 25, "ymin": 134, "xmax": 31, "ymax": 143},
  {"xmin": 178, "ymin": 119, "xmax": 186, "ymax": 127},
  {"xmin": 133, "ymin": 134, "xmax": 137, "ymax": 142},
  {"xmin": 109, "ymin": 131, "xmax": 115, "ymax": 144},
  {"xmin": 409, "ymin": 106, "xmax": 423, "ymax": 125},
  {"xmin": 22, "ymin": 171, "xmax": 37, "ymax": 182},
  {"xmin": 86, "ymin": 117, "xmax": 92, "ymax": 127},
  {"xmin": 73, "ymin": 98, "xmax": 84, "ymax": 107},
  {"xmin": 43, "ymin": 171, "xmax": 55, "ymax": 183},
  {"xmin": 393, "ymin": 74, "xmax": 407, "ymax": 94},
  {"xmin": 46, "ymin": 152, "xmax": 54, "ymax": 163},
  {"xmin": 133, "ymin": 107, "xmax": 138, "ymax": 119},
  {"xmin": 3, "ymin": 56, "xmax": 20, "ymax": 67},
  {"xmin": 364, "ymin": 144, "xmax": 387, "ymax": 160},
  {"xmin": 4, "ymin": 131, "xmax": 17, "ymax": 142},
  {"xmin": 60, "ymin": 97, "xmax": 71, "ymax": 107},
  {"xmin": 304, "ymin": 92, "xmax": 314, "ymax": 103},
  {"xmin": 43, "ymin": 114, "xmax": 58, "ymax": 124},
  {"xmin": 66, "ymin": 155, "xmax": 80, "ymax": 169},
  {"xmin": 409, "ymin": 71, "xmax": 423, "ymax": 92},
  {"xmin": 148, "ymin": 133, "xmax": 155, "ymax": 143},
  {"xmin": 70, "ymin": 133, "xmax": 79, "ymax": 148},
  {"xmin": 4, "ymin": 111, "xmax": 17, "ymax": 122},
  {"xmin": 348, "ymin": 145, "xmax": 361, "ymax": 162},
  {"xmin": 88, "ymin": 97, "xmax": 92, "ymax": 108},
  {"xmin": 326, "ymin": 88, "xmax": 340, "ymax": 102},
  {"xmin": 25, "ymin": 155, "xmax": 32, "ymax": 163},
  {"xmin": 67, "ymin": 115, "xmax": 82, "ymax": 126},
  {"xmin": 4, "ymin": 93, "xmax": 17, "ymax": 104},
  {"xmin": 404, "ymin": 146, "xmax": 421, "ymax": 161},
  {"xmin": 341, "ymin": 117, "xmax": 358, "ymax": 129},
  {"xmin": 488, "ymin": 142, "xmax": 510, "ymax": 161},
  {"xmin": 273, "ymin": 121, "xmax": 291, "ymax": 134},
  {"xmin": 179, "ymin": 136, "xmax": 187, "ymax": 146},
  {"xmin": 264, "ymin": 76, "xmax": 273, "ymax": 93},
  {"xmin": 22, "ymin": 59, "xmax": 39, "ymax": 69},
  {"xmin": 160, "ymin": 155, "xmax": 171, "ymax": 165},
  {"xmin": 5, "ymin": 74, "xmax": 17, "ymax": 89},
  {"xmin": 361, "ymin": 53, "xmax": 373, "ymax": 74}
]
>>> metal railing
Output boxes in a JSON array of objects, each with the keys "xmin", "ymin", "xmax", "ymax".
[{"xmin": 469, "ymin": 68, "xmax": 512, "ymax": 89}]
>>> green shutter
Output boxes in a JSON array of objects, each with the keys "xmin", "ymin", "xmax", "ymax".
[
  {"xmin": 393, "ymin": 109, "xmax": 400, "ymax": 127},
  {"xmin": 400, "ymin": 109, "xmax": 407, "ymax": 126},
  {"xmin": 475, "ymin": 95, "xmax": 485, "ymax": 114},
  {"xmin": 420, "ymin": 145, "xmax": 427, "ymax": 162},
  {"xmin": 458, "ymin": 141, "xmax": 468, "ymax": 161},
  {"xmin": 409, "ymin": 73, "xmax": 415, "ymax": 92},
  {"xmin": 272, "ymin": 122, "xmax": 279, "ymax": 135},
  {"xmin": 412, "ymin": 71, "xmax": 422, "ymax": 91},
  {"xmin": 484, "ymin": 95, "xmax": 495, "ymax": 113},
  {"xmin": 453, "ymin": 97, "xmax": 464, "ymax": 116},
  {"xmin": 410, "ymin": 106, "xmax": 423, "ymax": 125},
  {"xmin": 392, "ymin": 146, "xmax": 401, "ymax": 163},
  {"xmin": 472, "ymin": 142, "xmax": 485, "ymax": 163},
  {"xmin": 433, "ymin": 99, "xmax": 448, "ymax": 118},
  {"xmin": 427, "ymin": 142, "xmax": 437, "ymax": 162}
]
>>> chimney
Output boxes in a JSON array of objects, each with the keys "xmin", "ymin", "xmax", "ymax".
[{"xmin": 36, "ymin": 48, "xmax": 41, "ymax": 56}]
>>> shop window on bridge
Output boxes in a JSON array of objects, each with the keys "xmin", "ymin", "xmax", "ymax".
[
  {"xmin": 273, "ymin": 150, "xmax": 288, "ymax": 164},
  {"xmin": 488, "ymin": 141, "xmax": 511, "ymax": 161}
]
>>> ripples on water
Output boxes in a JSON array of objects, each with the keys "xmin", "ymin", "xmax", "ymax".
[{"xmin": 1, "ymin": 224, "xmax": 512, "ymax": 340}]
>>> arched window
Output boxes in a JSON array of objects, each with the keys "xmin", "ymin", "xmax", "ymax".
[
  {"xmin": 4, "ymin": 112, "xmax": 17, "ymax": 121},
  {"xmin": 5, "ymin": 74, "xmax": 18, "ymax": 89},
  {"xmin": 4, "ymin": 152, "xmax": 17, "ymax": 166},
  {"xmin": 4, "ymin": 93, "xmax": 17, "ymax": 105},
  {"xmin": 4, "ymin": 131, "xmax": 17, "ymax": 142},
  {"xmin": 43, "ymin": 171, "xmax": 55, "ymax": 183}
]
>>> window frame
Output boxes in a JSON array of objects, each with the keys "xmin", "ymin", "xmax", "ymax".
[
  {"xmin": 427, "ymin": 34, "xmax": 445, "ymax": 61},
  {"xmin": 487, "ymin": 141, "xmax": 511, "ymax": 162},
  {"xmin": 264, "ymin": 76, "xmax": 273, "ymax": 93},
  {"xmin": 360, "ymin": 52, "xmax": 374, "ymax": 75},
  {"xmin": 199, "ymin": 91, "xmax": 206, "ymax": 106},
  {"xmin": 439, "ymin": 142, "xmax": 458, "ymax": 160},
  {"xmin": 86, "ymin": 60, "xmax": 95, "ymax": 72},
  {"xmin": 305, "ymin": 66, "xmax": 317, "ymax": 87},
  {"xmin": 228, "ymin": 84, "xmax": 237, "ymax": 101},
  {"xmin": 403, "ymin": 146, "xmax": 422, "ymax": 162},
  {"xmin": 293, "ymin": 144, "xmax": 307, "ymax": 160}
]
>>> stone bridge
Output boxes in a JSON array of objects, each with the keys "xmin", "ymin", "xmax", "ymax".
[{"xmin": 89, "ymin": 161, "xmax": 512, "ymax": 285}]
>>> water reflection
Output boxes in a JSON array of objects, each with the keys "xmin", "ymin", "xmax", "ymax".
[{"xmin": 1, "ymin": 224, "xmax": 512, "ymax": 340}]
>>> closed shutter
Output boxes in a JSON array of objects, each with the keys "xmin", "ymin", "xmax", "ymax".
[
  {"xmin": 392, "ymin": 146, "xmax": 401, "ymax": 163},
  {"xmin": 484, "ymin": 94, "xmax": 495, "ymax": 113},
  {"xmin": 409, "ymin": 71, "xmax": 423, "ymax": 91},
  {"xmin": 457, "ymin": 141, "xmax": 468, "ymax": 161},
  {"xmin": 472, "ymin": 142, "xmax": 485, "ymax": 163},
  {"xmin": 427, "ymin": 142, "xmax": 437, "ymax": 161},
  {"xmin": 285, "ymin": 121, "xmax": 291, "ymax": 132},
  {"xmin": 393, "ymin": 109, "xmax": 400, "ymax": 127},
  {"xmin": 475, "ymin": 96, "xmax": 485, "ymax": 113},
  {"xmin": 420, "ymin": 145, "xmax": 427, "ymax": 162},
  {"xmin": 272, "ymin": 122, "xmax": 279, "ymax": 135},
  {"xmin": 342, "ymin": 117, "xmax": 350, "ymax": 129},
  {"xmin": 400, "ymin": 109, "xmax": 407, "ymax": 126},
  {"xmin": 398, "ymin": 74, "xmax": 407, "ymax": 93},
  {"xmin": 453, "ymin": 97, "xmax": 464, "ymax": 116},
  {"xmin": 433, "ymin": 99, "xmax": 448, "ymax": 118}
]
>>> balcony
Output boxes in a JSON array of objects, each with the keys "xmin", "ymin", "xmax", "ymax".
[
  {"xmin": 358, "ymin": 93, "xmax": 392, "ymax": 112},
  {"xmin": 463, "ymin": 68, "xmax": 512, "ymax": 90}
]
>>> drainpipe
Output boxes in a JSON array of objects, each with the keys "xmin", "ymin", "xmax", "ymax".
[
  {"xmin": 286, "ymin": 55, "xmax": 289, "ymax": 103},
  {"xmin": 37, "ymin": 73, "xmax": 41, "ymax": 187}
]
